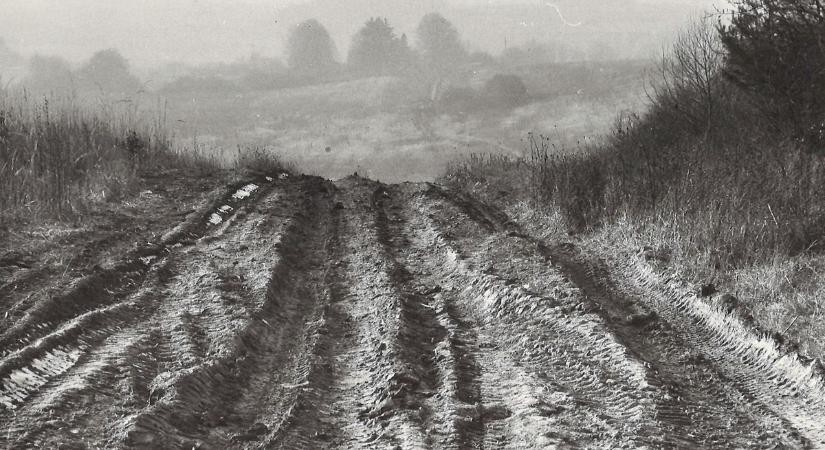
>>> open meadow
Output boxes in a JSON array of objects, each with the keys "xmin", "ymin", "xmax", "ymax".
[{"xmin": 162, "ymin": 61, "xmax": 648, "ymax": 182}]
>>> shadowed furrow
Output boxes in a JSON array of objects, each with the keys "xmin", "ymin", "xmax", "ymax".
[
  {"xmin": 2, "ymin": 175, "xmax": 823, "ymax": 448},
  {"xmin": 117, "ymin": 177, "xmax": 332, "ymax": 448},
  {"xmin": 0, "ymin": 178, "xmax": 276, "ymax": 363}
]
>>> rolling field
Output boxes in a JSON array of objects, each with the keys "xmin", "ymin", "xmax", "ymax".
[{"xmin": 163, "ymin": 71, "xmax": 646, "ymax": 182}]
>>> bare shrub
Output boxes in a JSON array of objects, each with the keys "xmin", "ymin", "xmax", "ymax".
[{"xmin": 647, "ymin": 16, "xmax": 726, "ymax": 135}]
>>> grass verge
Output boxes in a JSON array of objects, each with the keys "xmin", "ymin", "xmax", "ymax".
[
  {"xmin": 442, "ymin": 16, "xmax": 825, "ymax": 365},
  {"xmin": 0, "ymin": 87, "xmax": 290, "ymax": 231}
]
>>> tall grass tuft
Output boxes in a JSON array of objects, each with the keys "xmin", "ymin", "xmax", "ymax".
[{"xmin": 0, "ymin": 87, "xmax": 171, "ymax": 224}]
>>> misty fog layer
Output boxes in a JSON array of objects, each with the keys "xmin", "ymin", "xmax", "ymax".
[
  {"xmin": 1, "ymin": 0, "xmax": 716, "ymax": 68},
  {"xmin": 0, "ymin": 0, "xmax": 719, "ymax": 182}
]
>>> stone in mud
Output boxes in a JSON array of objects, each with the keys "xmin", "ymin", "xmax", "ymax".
[
  {"xmin": 421, "ymin": 285, "xmax": 442, "ymax": 296},
  {"xmin": 535, "ymin": 402, "xmax": 565, "ymax": 417},
  {"xmin": 57, "ymin": 443, "xmax": 87, "ymax": 450},
  {"xmin": 127, "ymin": 429, "xmax": 157, "ymax": 446},
  {"xmin": 389, "ymin": 371, "xmax": 420, "ymax": 389},
  {"xmin": 248, "ymin": 422, "xmax": 269, "ymax": 436},
  {"xmin": 0, "ymin": 251, "xmax": 33, "ymax": 268},
  {"xmin": 178, "ymin": 438, "xmax": 207, "ymax": 449}
]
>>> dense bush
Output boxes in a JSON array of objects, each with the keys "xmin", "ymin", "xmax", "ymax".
[
  {"xmin": 76, "ymin": 49, "xmax": 142, "ymax": 96},
  {"xmin": 719, "ymin": 0, "xmax": 825, "ymax": 146}
]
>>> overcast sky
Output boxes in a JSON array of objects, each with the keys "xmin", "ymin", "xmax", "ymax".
[{"xmin": 0, "ymin": 0, "xmax": 723, "ymax": 68}]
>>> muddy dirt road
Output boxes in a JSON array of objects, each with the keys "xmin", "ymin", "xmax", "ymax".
[{"xmin": 1, "ymin": 174, "xmax": 824, "ymax": 449}]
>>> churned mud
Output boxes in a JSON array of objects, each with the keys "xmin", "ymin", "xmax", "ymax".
[{"xmin": 1, "ymin": 174, "xmax": 824, "ymax": 449}]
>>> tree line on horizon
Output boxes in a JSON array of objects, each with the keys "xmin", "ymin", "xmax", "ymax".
[
  {"xmin": 285, "ymin": 13, "xmax": 471, "ymax": 80},
  {"xmin": 0, "ymin": 12, "xmax": 477, "ymax": 97}
]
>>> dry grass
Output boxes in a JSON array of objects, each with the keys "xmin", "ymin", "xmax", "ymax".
[
  {"xmin": 444, "ymin": 95, "xmax": 825, "ymax": 367},
  {"xmin": 441, "ymin": 17, "xmax": 825, "ymax": 361},
  {"xmin": 0, "ymin": 87, "xmax": 290, "ymax": 229},
  {"xmin": 0, "ymin": 89, "xmax": 170, "ymax": 223},
  {"xmin": 445, "ymin": 138, "xmax": 825, "ymax": 362}
]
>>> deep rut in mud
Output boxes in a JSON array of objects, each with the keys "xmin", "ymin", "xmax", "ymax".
[{"xmin": 1, "ymin": 175, "xmax": 824, "ymax": 449}]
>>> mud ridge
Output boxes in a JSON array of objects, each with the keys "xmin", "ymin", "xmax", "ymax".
[
  {"xmin": 0, "ymin": 177, "xmax": 275, "ymax": 417},
  {"xmin": 117, "ymin": 176, "xmax": 333, "ymax": 448},
  {"xmin": 0, "ymin": 177, "xmax": 276, "ymax": 363},
  {"xmin": 449, "ymin": 191, "xmax": 823, "ymax": 447},
  {"xmin": 402, "ymin": 187, "xmax": 661, "ymax": 447},
  {"xmin": 611, "ymin": 251, "xmax": 825, "ymax": 446},
  {"xmin": 375, "ymin": 184, "xmax": 484, "ymax": 449},
  {"xmin": 274, "ymin": 178, "xmax": 432, "ymax": 448}
]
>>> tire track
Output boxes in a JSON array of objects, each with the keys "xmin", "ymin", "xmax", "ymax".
[
  {"xmin": 373, "ymin": 185, "xmax": 482, "ymax": 449},
  {"xmin": 0, "ymin": 176, "xmax": 280, "ymax": 446},
  {"xmin": 2, "ymin": 175, "xmax": 823, "ymax": 448},
  {"xmin": 273, "ymin": 177, "xmax": 437, "ymax": 449},
  {"xmin": 397, "ymin": 185, "xmax": 658, "ymax": 448},
  {"xmin": 117, "ymin": 176, "xmax": 332, "ymax": 449},
  {"xmin": 2, "ymin": 328, "xmax": 168, "ymax": 449},
  {"xmin": 0, "ymin": 178, "xmax": 275, "ymax": 362},
  {"xmin": 606, "ymin": 251, "xmax": 825, "ymax": 447},
  {"xmin": 425, "ymin": 185, "xmax": 819, "ymax": 448},
  {"xmin": 546, "ymin": 245, "xmax": 810, "ymax": 448}
]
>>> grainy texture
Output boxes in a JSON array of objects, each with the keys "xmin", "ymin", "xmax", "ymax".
[{"xmin": 0, "ymin": 175, "xmax": 823, "ymax": 449}]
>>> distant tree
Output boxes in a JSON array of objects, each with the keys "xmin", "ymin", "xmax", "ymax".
[
  {"xmin": 348, "ymin": 17, "xmax": 411, "ymax": 75},
  {"xmin": 416, "ymin": 13, "xmax": 467, "ymax": 75},
  {"xmin": 76, "ymin": 49, "xmax": 142, "ymax": 95},
  {"xmin": 286, "ymin": 19, "xmax": 338, "ymax": 76},
  {"xmin": 719, "ymin": 0, "xmax": 825, "ymax": 139},
  {"xmin": 24, "ymin": 55, "xmax": 75, "ymax": 93},
  {"xmin": 237, "ymin": 55, "xmax": 289, "ymax": 89},
  {"xmin": 651, "ymin": 17, "xmax": 724, "ymax": 134},
  {"xmin": 499, "ymin": 42, "xmax": 556, "ymax": 66},
  {"xmin": 246, "ymin": 54, "xmax": 287, "ymax": 74}
]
